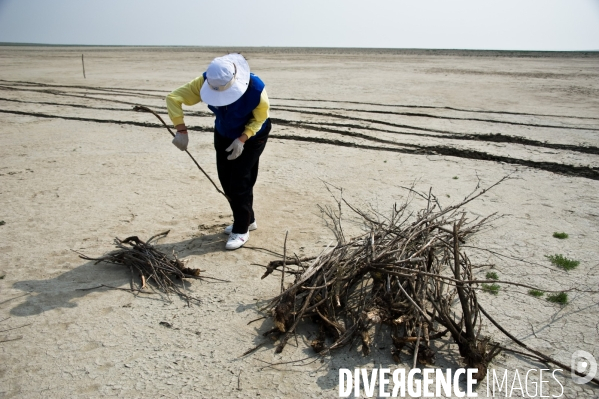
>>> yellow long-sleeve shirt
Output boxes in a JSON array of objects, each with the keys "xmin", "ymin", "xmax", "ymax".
[{"xmin": 166, "ymin": 75, "xmax": 270, "ymax": 139}]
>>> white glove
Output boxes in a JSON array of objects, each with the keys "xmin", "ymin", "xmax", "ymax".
[
  {"xmin": 226, "ymin": 138, "xmax": 244, "ymax": 160},
  {"xmin": 172, "ymin": 131, "xmax": 188, "ymax": 151}
]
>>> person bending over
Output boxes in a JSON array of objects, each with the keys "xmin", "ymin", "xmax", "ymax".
[{"xmin": 166, "ymin": 53, "xmax": 271, "ymax": 250}]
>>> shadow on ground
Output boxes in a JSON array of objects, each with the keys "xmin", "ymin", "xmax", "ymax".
[
  {"xmin": 8, "ymin": 232, "xmax": 228, "ymax": 317},
  {"xmin": 238, "ymin": 313, "xmax": 481, "ymax": 398}
]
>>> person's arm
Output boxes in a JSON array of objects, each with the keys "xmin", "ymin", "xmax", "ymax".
[
  {"xmin": 239, "ymin": 89, "xmax": 270, "ymax": 143},
  {"xmin": 166, "ymin": 76, "xmax": 205, "ymax": 151},
  {"xmin": 166, "ymin": 75, "xmax": 205, "ymax": 131}
]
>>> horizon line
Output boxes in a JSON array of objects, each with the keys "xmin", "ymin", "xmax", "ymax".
[{"xmin": 0, "ymin": 42, "xmax": 598, "ymax": 53}]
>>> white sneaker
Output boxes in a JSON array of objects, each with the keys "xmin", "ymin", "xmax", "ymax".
[
  {"xmin": 225, "ymin": 232, "xmax": 249, "ymax": 250},
  {"xmin": 224, "ymin": 220, "xmax": 258, "ymax": 235}
]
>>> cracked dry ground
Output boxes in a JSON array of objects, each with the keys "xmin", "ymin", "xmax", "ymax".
[{"xmin": 0, "ymin": 47, "xmax": 598, "ymax": 398}]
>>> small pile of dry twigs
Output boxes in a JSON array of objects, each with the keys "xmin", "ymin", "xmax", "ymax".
[{"xmin": 79, "ymin": 230, "xmax": 203, "ymax": 304}]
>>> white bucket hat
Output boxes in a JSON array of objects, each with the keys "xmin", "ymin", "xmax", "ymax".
[{"xmin": 200, "ymin": 53, "xmax": 250, "ymax": 107}]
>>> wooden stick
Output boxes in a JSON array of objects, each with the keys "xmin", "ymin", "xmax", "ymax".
[
  {"xmin": 132, "ymin": 105, "xmax": 229, "ymax": 201},
  {"xmin": 453, "ymin": 223, "xmax": 474, "ymax": 341},
  {"xmin": 276, "ymin": 283, "xmax": 317, "ymax": 353},
  {"xmin": 412, "ymin": 320, "xmax": 422, "ymax": 369},
  {"xmin": 281, "ymin": 231, "xmax": 288, "ymax": 294},
  {"xmin": 479, "ymin": 305, "xmax": 599, "ymax": 387},
  {"xmin": 396, "ymin": 278, "xmax": 432, "ymax": 325},
  {"xmin": 369, "ymin": 265, "xmax": 582, "ymax": 293},
  {"xmin": 239, "ymin": 342, "xmax": 265, "ymax": 357},
  {"xmin": 81, "ymin": 54, "xmax": 86, "ymax": 79},
  {"xmin": 246, "ymin": 316, "xmax": 267, "ymax": 325},
  {"xmin": 76, "ymin": 284, "xmax": 155, "ymax": 294}
]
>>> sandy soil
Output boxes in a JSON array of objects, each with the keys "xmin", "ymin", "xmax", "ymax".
[{"xmin": 0, "ymin": 46, "xmax": 598, "ymax": 398}]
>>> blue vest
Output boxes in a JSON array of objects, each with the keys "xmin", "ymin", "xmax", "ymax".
[{"xmin": 203, "ymin": 72, "xmax": 268, "ymax": 139}]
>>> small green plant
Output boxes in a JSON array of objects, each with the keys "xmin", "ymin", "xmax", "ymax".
[
  {"xmin": 482, "ymin": 283, "xmax": 500, "ymax": 295},
  {"xmin": 453, "ymin": 176, "xmax": 459, "ymax": 180},
  {"xmin": 0, "ymin": 275, "xmax": 4, "ymax": 279},
  {"xmin": 552, "ymin": 232, "xmax": 568, "ymax": 239},
  {"xmin": 0, "ymin": 220, "xmax": 5, "ymax": 226},
  {"xmin": 485, "ymin": 271, "xmax": 499, "ymax": 280},
  {"xmin": 528, "ymin": 289, "xmax": 544, "ymax": 297},
  {"xmin": 545, "ymin": 254, "xmax": 579, "ymax": 271},
  {"xmin": 546, "ymin": 292, "xmax": 568, "ymax": 305}
]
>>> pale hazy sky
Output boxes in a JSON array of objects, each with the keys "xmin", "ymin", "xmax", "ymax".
[{"xmin": 0, "ymin": 0, "xmax": 598, "ymax": 50}]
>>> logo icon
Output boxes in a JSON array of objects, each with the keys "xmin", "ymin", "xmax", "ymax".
[{"xmin": 571, "ymin": 350, "xmax": 597, "ymax": 384}]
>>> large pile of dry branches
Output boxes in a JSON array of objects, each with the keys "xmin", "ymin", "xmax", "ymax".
[
  {"xmin": 259, "ymin": 178, "xmax": 599, "ymax": 385},
  {"xmin": 260, "ymin": 181, "xmax": 507, "ymax": 379}
]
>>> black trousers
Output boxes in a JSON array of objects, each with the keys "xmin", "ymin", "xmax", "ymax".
[{"xmin": 214, "ymin": 120, "xmax": 270, "ymax": 234}]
